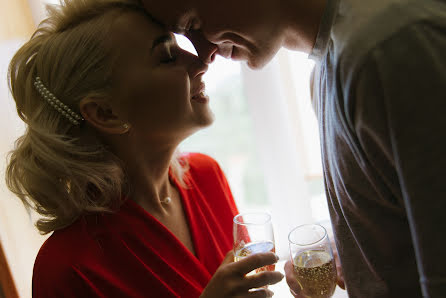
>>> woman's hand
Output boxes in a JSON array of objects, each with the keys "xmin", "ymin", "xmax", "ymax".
[
  {"xmin": 284, "ymin": 240, "xmax": 345, "ymax": 297},
  {"xmin": 200, "ymin": 251, "xmax": 284, "ymax": 298}
]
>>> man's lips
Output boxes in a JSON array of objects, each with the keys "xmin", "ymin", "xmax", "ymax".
[
  {"xmin": 220, "ymin": 44, "xmax": 250, "ymax": 61},
  {"xmin": 216, "ymin": 33, "xmax": 251, "ymax": 60},
  {"xmin": 217, "ymin": 44, "xmax": 233, "ymax": 59},
  {"xmin": 230, "ymin": 46, "xmax": 247, "ymax": 61}
]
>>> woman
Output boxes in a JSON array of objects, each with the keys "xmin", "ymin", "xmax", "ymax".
[{"xmin": 6, "ymin": 0, "xmax": 283, "ymax": 297}]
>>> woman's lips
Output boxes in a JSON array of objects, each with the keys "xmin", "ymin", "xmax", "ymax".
[
  {"xmin": 191, "ymin": 82, "xmax": 208, "ymax": 103},
  {"xmin": 191, "ymin": 91, "xmax": 209, "ymax": 103},
  {"xmin": 192, "ymin": 82, "xmax": 205, "ymax": 95}
]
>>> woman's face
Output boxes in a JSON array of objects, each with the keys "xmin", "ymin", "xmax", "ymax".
[{"xmin": 109, "ymin": 11, "xmax": 213, "ymax": 143}]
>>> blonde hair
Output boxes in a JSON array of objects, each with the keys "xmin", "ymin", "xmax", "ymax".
[{"xmin": 6, "ymin": 0, "xmax": 188, "ymax": 234}]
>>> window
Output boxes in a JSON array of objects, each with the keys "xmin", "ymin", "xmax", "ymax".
[{"xmin": 176, "ymin": 36, "xmax": 331, "ymax": 258}]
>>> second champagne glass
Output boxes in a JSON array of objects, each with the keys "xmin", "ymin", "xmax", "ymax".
[
  {"xmin": 288, "ymin": 224, "xmax": 337, "ymax": 298},
  {"xmin": 233, "ymin": 212, "xmax": 276, "ymax": 275}
]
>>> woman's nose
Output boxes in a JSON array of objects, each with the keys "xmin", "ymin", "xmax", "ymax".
[
  {"xmin": 189, "ymin": 56, "xmax": 208, "ymax": 78},
  {"xmin": 186, "ymin": 30, "xmax": 218, "ymax": 64}
]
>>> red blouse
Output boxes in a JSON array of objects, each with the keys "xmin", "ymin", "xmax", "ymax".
[{"xmin": 32, "ymin": 153, "xmax": 239, "ymax": 297}]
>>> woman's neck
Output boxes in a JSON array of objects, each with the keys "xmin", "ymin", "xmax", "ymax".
[{"xmin": 114, "ymin": 136, "xmax": 180, "ymax": 214}]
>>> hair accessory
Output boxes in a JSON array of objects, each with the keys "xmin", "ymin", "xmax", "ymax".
[{"xmin": 34, "ymin": 76, "xmax": 84, "ymax": 126}]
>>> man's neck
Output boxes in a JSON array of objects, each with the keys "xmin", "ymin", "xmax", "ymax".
[{"xmin": 280, "ymin": 0, "xmax": 327, "ymax": 53}]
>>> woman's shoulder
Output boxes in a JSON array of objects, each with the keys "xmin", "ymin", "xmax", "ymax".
[
  {"xmin": 181, "ymin": 152, "xmax": 227, "ymax": 183},
  {"xmin": 33, "ymin": 216, "xmax": 113, "ymax": 296},
  {"xmin": 33, "ymin": 222, "xmax": 82, "ymax": 293},
  {"xmin": 34, "ymin": 218, "xmax": 101, "ymax": 280},
  {"xmin": 182, "ymin": 152, "xmax": 219, "ymax": 168},
  {"xmin": 180, "ymin": 152, "xmax": 236, "ymax": 202}
]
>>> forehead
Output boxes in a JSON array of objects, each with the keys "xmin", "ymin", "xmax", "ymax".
[
  {"xmin": 141, "ymin": 0, "xmax": 193, "ymax": 27},
  {"xmin": 108, "ymin": 11, "xmax": 166, "ymax": 46}
]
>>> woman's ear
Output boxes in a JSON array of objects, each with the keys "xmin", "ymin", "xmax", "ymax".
[{"xmin": 79, "ymin": 98, "xmax": 130, "ymax": 134}]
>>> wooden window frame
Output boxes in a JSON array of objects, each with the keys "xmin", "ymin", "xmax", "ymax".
[{"xmin": 0, "ymin": 240, "xmax": 18, "ymax": 298}]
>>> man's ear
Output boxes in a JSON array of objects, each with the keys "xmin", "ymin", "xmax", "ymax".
[{"xmin": 79, "ymin": 98, "xmax": 130, "ymax": 134}]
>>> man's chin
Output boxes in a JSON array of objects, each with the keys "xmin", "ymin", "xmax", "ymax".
[
  {"xmin": 229, "ymin": 50, "xmax": 273, "ymax": 69},
  {"xmin": 246, "ymin": 57, "xmax": 270, "ymax": 70}
]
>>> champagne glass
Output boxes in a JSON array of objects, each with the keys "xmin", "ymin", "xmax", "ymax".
[
  {"xmin": 233, "ymin": 212, "xmax": 276, "ymax": 275},
  {"xmin": 288, "ymin": 224, "xmax": 337, "ymax": 298}
]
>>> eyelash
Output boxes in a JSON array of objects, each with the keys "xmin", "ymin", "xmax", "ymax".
[
  {"xmin": 161, "ymin": 56, "xmax": 177, "ymax": 64},
  {"xmin": 160, "ymin": 46, "xmax": 177, "ymax": 64},
  {"xmin": 189, "ymin": 19, "xmax": 200, "ymax": 31}
]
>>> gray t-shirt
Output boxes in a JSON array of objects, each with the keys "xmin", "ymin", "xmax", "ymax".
[{"xmin": 310, "ymin": 0, "xmax": 446, "ymax": 297}]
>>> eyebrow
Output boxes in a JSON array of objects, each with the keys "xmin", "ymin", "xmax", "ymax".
[{"xmin": 150, "ymin": 34, "xmax": 174, "ymax": 53}]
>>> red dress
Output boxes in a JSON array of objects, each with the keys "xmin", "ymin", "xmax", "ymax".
[{"xmin": 32, "ymin": 153, "xmax": 239, "ymax": 297}]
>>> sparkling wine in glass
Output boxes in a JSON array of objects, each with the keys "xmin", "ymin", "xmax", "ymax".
[
  {"xmin": 289, "ymin": 224, "xmax": 337, "ymax": 298},
  {"xmin": 233, "ymin": 212, "xmax": 276, "ymax": 275}
]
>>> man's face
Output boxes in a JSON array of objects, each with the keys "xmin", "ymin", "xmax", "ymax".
[{"xmin": 142, "ymin": 0, "xmax": 284, "ymax": 69}]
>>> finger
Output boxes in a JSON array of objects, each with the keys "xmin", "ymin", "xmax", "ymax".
[
  {"xmin": 284, "ymin": 260, "xmax": 302, "ymax": 296},
  {"xmin": 289, "ymin": 287, "xmax": 304, "ymax": 298},
  {"xmin": 289, "ymin": 285, "xmax": 307, "ymax": 298},
  {"xmin": 232, "ymin": 252, "xmax": 278, "ymax": 275},
  {"xmin": 331, "ymin": 247, "xmax": 345, "ymax": 290},
  {"xmin": 337, "ymin": 279, "xmax": 346, "ymax": 290},
  {"xmin": 243, "ymin": 271, "xmax": 284, "ymax": 290},
  {"xmin": 337, "ymin": 273, "xmax": 346, "ymax": 290},
  {"xmin": 334, "ymin": 253, "xmax": 345, "ymax": 289},
  {"xmin": 221, "ymin": 250, "xmax": 235, "ymax": 266},
  {"xmin": 235, "ymin": 288, "xmax": 274, "ymax": 298}
]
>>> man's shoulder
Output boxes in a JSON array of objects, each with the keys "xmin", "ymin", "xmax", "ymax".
[
  {"xmin": 325, "ymin": 0, "xmax": 446, "ymax": 106},
  {"xmin": 333, "ymin": 0, "xmax": 445, "ymax": 76}
]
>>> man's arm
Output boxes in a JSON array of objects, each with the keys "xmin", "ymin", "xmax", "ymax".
[{"xmin": 353, "ymin": 21, "xmax": 446, "ymax": 297}]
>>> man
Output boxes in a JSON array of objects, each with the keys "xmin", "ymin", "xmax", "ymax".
[{"xmin": 141, "ymin": 0, "xmax": 446, "ymax": 297}]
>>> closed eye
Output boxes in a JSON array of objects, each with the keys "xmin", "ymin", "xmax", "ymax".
[{"xmin": 161, "ymin": 56, "xmax": 177, "ymax": 64}]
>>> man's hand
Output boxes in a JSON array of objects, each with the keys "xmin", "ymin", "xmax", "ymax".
[
  {"xmin": 331, "ymin": 240, "xmax": 345, "ymax": 290},
  {"xmin": 284, "ymin": 260, "xmax": 305, "ymax": 298}
]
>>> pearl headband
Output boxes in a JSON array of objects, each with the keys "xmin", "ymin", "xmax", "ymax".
[{"xmin": 34, "ymin": 76, "xmax": 84, "ymax": 126}]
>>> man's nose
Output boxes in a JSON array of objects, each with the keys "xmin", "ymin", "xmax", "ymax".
[{"xmin": 186, "ymin": 30, "xmax": 218, "ymax": 64}]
